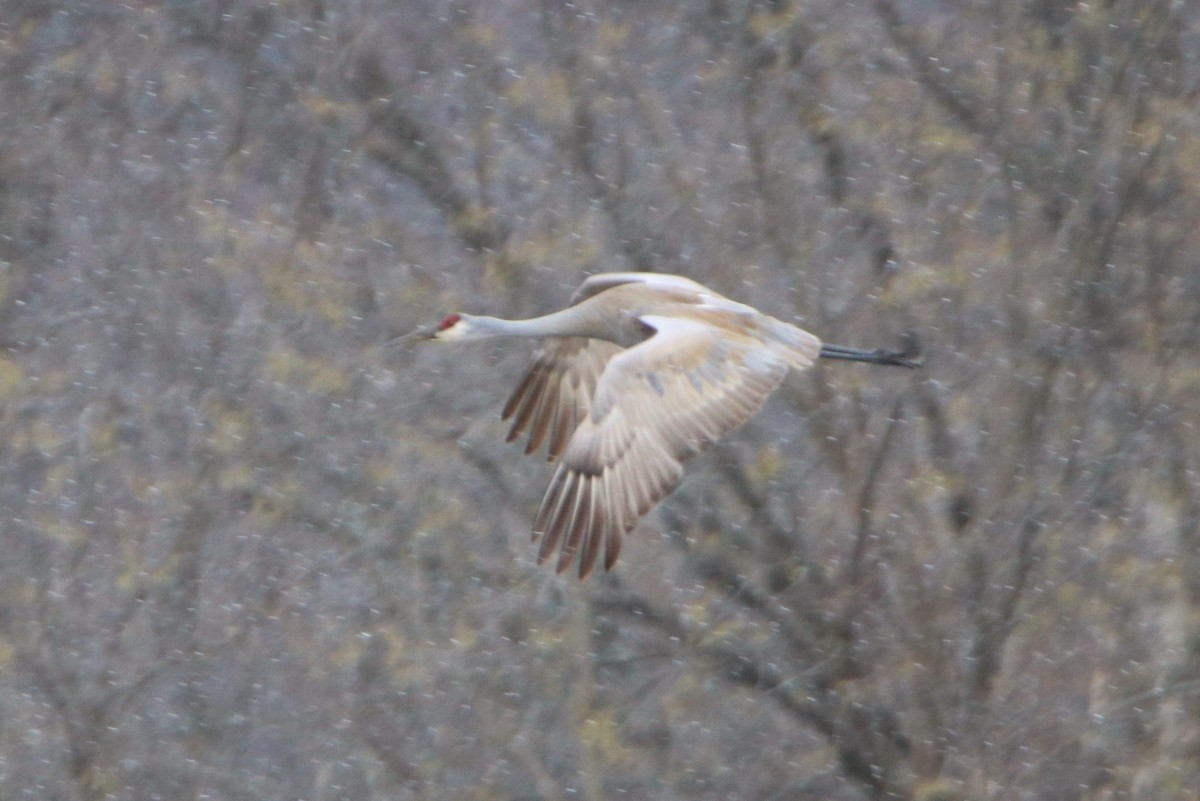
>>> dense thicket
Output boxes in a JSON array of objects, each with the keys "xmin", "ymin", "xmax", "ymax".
[{"xmin": 1, "ymin": 2, "xmax": 1198, "ymax": 799}]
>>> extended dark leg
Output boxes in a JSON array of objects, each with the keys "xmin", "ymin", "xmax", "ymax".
[{"xmin": 819, "ymin": 343, "xmax": 921, "ymax": 368}]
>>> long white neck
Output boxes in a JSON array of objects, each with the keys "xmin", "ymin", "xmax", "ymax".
[{"xmin": 465, "ymin": 308, "xmax": 611, "ymax": 340}]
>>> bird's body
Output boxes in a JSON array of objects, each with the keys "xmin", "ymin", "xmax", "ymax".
[{"xmin": 403, "ymin": 272, "xmax": 917, "ymax": 578}]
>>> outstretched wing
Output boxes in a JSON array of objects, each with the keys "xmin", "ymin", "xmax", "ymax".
[
  {"xmin": 501, "ymin": 337, "xmax": 622, "ymax": 461},
  {"xmin": 500, "ymin": 272, "xmax": 710, "ymax": 461},
  {"xmin": 568, "ymin": 271, "xmax": 712, "ymax": 302},
  {"xmin": 533, "ymin": 314, "xmax": 814, "ymax": 578}
]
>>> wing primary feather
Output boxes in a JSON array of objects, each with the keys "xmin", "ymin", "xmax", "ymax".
[
  {"xmin": 534, "ymin": 467, "xmax": 570, "ymax": 544},
  {"xmin": 524, "ymin": 373, "xmax": 560, "ymax": 454},
  {"xmin": 577, "ymin": 476, "xmax": 605, "ymax": 578},
  {"xmin": 501, "ymin": 364, "xmax": 538, "ymax": 424},
  {"xmin": 555, "ymin": 474, "xmax": 589, "ymax": 573},
  {"xmin": 503, "ymin": 364, "xmax": 546, "ymax": 441},
  {"xmin": 593, "ymin": 473, "xmax": 619, "ymax": 572},
  {"xmin": 604, "ymin": 534, "xmax": 624, "ymax": 573},
  {"xmin": 597, "ymin": 465, "xmax": 624, "ymax": 546},
  {"xmin": 548, "ymin": 397, "xmax": 576, "ymax": 462},
  {"xmin": 537, "ymin": 471, "xmax": 578, "ymax": 565}
]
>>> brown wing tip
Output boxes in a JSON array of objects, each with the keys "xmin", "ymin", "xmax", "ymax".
[
  {"xmin": 532, "ymin": 471, "xmax": 626, "ymax": 580},
  {"xmin": 543, "ymin": 528, "xmax": 624, "ymax": 580}
]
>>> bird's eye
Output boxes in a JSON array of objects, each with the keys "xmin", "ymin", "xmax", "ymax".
[{"xmin": 437, "ymin": 314, "xmax": 461, "ymax": 331}]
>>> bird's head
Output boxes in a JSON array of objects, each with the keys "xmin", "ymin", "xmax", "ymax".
[{"xmin": 394, "ymin": 313, "xmax": 483, "ymax": 344}]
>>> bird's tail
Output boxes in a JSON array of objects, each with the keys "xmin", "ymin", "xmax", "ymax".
[{"xmin": 768, "ymin": 320, "xmax": 823, "ymax": 369}]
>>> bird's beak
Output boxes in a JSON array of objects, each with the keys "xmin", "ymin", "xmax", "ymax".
[{"xmin": 390, "ymin": 326, "xmax": 436, "ymax": 346}]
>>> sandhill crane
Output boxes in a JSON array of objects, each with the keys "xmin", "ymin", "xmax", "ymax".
[{"xmin": 400, "ymin": 272, "xmax": 918, "ymax": 578}]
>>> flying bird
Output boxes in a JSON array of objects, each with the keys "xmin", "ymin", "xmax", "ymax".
[{"xmin": 400, "ymin": 272, "xmax": 918, "ymax": 578}]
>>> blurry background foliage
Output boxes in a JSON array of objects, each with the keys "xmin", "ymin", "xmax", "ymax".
[{"xmin": 1, "ymin": 1, "xmax": 1198, "ymax": 799}]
